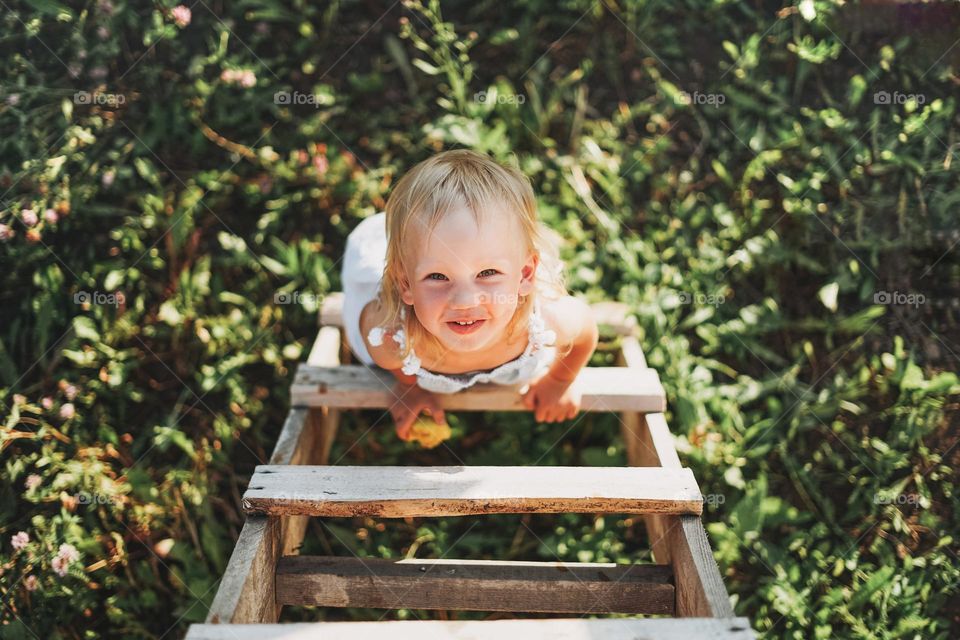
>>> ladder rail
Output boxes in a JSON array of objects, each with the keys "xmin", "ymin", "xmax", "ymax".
[
  {"xmin": 618, "ymin": 334, "xmax": 734, "ymax": 618},
  {"xmin": 206, "ymin": 324, "xmax": 344, "ymax": 623}
]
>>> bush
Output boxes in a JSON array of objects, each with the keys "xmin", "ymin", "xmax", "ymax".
[{"xmin": 2, "ymin": 1, "xmax": 957, "ymax": 638}]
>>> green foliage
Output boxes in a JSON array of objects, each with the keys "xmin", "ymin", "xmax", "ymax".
[{"xmin": 1, "ymin": 1, "xmax": 958, "ymax": 638}]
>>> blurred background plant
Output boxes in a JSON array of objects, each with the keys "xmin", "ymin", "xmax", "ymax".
[{"xmin": 1, "ymin": 0, "xmax": 958, "ymax": 638}]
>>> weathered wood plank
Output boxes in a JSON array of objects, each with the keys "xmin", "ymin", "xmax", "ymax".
[
  {"xmin": 668, "ymin": 515, "xmax": 735, "ymax": 618},
  {"xmin": 290, "ymin": 364, "xmax": 666, "ymax": 413},
  {"xmin": 619, "ymin": 334, "xmax": 647, "ymax": 368},
  {"xmin": 187, "ymin": 617, "xmax": 758, "ymax": 639},
  {"xmin": 617, "ymin": 341, "xmax": 680, "ymax": 565},
  {"xmin": 206, "ymin": 516, "xmax": 281, "ymax": 624},
  {"xmin": 241, "ymin": 465, "xmax": 703, "ymax": 518},
  {"xmin": 616, "ymin": 339, "xmax": 732, "ymax": 617},
  {"xmin": 320, "ymin": 291, "xmax": 640, "ymax": 336},
  {"xmin": 275, "ymin": 556, "xmax": 674, "ymax": 614},
  {"xmin": 206, "ymin": 328, "xmax": 343, "ymax": 623}
]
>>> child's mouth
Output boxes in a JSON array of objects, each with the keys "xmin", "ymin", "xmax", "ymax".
[{"xmin": 446, "ymin": 319, "xmax": 486, "ymax": 335}]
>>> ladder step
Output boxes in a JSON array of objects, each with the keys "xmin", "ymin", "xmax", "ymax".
[
  {"xmin": 187, "ymin": 617, "xmax": 757, "ymax": 639},
  {"xmin": 276, "ymin": 556, "xmax": 674, "ymax": 614},
  {"xmin": 241, "ymin": 465, "xmax": 703, "ymax": 517},
  {"xmin": 291, "ymin": 364, "xmax": 665, "ymax": 412}
]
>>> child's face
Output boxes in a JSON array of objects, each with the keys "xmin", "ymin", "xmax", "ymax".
[{"xmin": 400, "ymin": 205, "xmax": 538, "ymax": 355}]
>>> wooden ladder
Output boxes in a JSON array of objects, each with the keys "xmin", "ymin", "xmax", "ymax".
[{"xmin": 187, "ymin": 293, "xmax": 755, "ymax": 639}]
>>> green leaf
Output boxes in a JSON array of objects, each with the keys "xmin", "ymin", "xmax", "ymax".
[{"xmin": 412, "ymin": 58, "xmax": 441, "ymax": 75}]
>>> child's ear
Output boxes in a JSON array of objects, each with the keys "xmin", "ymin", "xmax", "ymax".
[
  {"xmin": 518, "ymin": 252, "xmax": 539, "ymax": 297},
  {"xmin": 399, "ymin": 275, "xmax": 415, "ymax": 305}
]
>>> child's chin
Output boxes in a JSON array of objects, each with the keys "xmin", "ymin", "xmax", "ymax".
[{"xmin": 439, "ymin": 328, "xmax": 488, "ymax": 350}]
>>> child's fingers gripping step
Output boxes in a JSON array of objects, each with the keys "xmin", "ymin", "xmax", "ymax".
[
  {"xmin": 427, "ymin": 400, "xmax": 446, "ymax": 425},
  {"xmin": 522, "ymin": 390, "xmax": 536, "ymax": 410},
  {"xmin": 392, "ymin": 407, "xmax": 417, "ymax": 441},
  {"xmin": 395, "ymin": 416, "xmax": 413, "ymax": 441}
]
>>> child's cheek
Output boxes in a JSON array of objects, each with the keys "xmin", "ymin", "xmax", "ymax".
[{"xmin": 416, "ymin": 288, "xmax": 447, "ymax": 321}]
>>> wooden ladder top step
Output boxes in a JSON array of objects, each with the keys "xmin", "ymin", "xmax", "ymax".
[
  {"xmin": 291, "ymin": 364, "xmax": 666, "ymax": 413},
  {"xmin": 187, "ymin": 617, "xmax": 757, "ymax": 639},
  {"xmin": 241, "ymin": 465, "xmax": 703, "ymax": 517},
  {"xmin": 276, "ymin": 556, "xmax": 675, "ymax": 614}
]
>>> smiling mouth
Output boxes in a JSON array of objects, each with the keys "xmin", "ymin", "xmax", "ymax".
[{"xmin": 446, "ymin": 319, "xmax": 486, "ymax": 334}]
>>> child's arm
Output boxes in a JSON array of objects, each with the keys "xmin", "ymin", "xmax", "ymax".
[
  {"xmin": 522, "ymin": 296, "xmax": 600, "ymax": 422},
  {"xmin": 359, "ymin": 301, "xmax": 446, "ymax": 439}
]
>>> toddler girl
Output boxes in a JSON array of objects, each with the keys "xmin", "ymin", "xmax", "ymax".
[{"xmin": 341, "ymin": 149, "xmax": 599, "ymax": 441}]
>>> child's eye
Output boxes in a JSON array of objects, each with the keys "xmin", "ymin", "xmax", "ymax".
[
  {"xmin": 478, "ymin": 269, "xmax": 500, "ymax": 278},
  {"xmin": 426, "ymin": 273, "xmax": 448, "ymax": 281}
]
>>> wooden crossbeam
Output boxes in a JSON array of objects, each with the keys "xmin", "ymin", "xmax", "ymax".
[
  {"xmin": 276, "ymin": 556, "xmax": 675, "ymax": 614},
  {"xmin": 187, "ymin": 617, "xmax": 758, "ymax": 639},
  {"xmin": 241, "ymin": 465, "xmax": 703, "ymax": 517},
  {"xmin": 291, "ymin": 364, "xmax": 666, "ymax": 413}
]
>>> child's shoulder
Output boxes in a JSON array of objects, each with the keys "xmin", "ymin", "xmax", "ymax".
[
  {"xmin": 538, "ymin": 295, "xmax": 597, "ymax": 347},
  {"xmin": 359, "ymin": 299, "xmax": 405, "ymax": 370}
]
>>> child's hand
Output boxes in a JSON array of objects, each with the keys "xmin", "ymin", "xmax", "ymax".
[
  {"xmin": 522, "ymin": 371, "xmax": 582, "ymax": 423},
  {"xmin": 389, "ymin": 382, "xmax": 446, "ymax": 441}
]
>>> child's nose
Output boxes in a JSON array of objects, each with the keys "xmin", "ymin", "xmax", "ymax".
[{"xmin": 450, "ymin": 288, "xmax": 487, "ymax": 308}]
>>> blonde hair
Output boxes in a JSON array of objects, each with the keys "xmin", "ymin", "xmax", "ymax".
[{"xmin": 375, "ymin": 149, "xmax": 568, "ymax": 362}]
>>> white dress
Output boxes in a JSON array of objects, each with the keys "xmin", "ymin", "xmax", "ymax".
[{"xmin": 340, "ymin": 211, "xmax": 558, "ymax": 394}]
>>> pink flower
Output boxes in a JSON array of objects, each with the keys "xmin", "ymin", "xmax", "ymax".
[
  {"xmin": 313, "ymin": 154, "xmax": 328, "ymax": 176},
  {"xmin": 101, "ymin": 170, "xmax": 115, "ymax": 188},
  {"xmin": 44, "ymin": 208, "xmax": 58, "ymax": 224},
  {"xmin": 24, "ymin": 575, "xmax": 38, "ymax": 591},
  {"xmin": 59, "ymin": 403, "xmax": 75, "ymax": 419},
  {"xmin": 51, "ymin": 555, "xmax": 69, "ymax": 577},
  {"xmin": 53, "ymin": 542, "xmax": 80, "ymax": 576},
  {"xmin": 172, "ymin": 5, "xmax": 191, "ymax": 28},
  {"xmin": 64, "ymin": 384, "xmax": 78, "ymax": 401},
  {"xmin": 13, "ymin": 393, "xmax": 26, "ymax": 405},
  {"xmin": 41, "ymin": 396, "xmax": 53, "ymax": 409},
  {"xmin": 11, "ymin": 531, "xmax": 29, "ymax": 551},
  {"xmin": 25, "ymin": 474, "xmax": 41, "ymax": 490},
  {"xmin": 220, "ymin": 69, "xmax": 257, "ymax": 88},
  {"xmin": 21, "ymin": 208, "xmax": 38, "ymax": 226},
  {"xmin": 58, "ymin": 543, "xmax": 79, "ymax": 562},
  {"xmin": 0, "ymin": 224, "xmax": 11, "ymax": 241}
]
